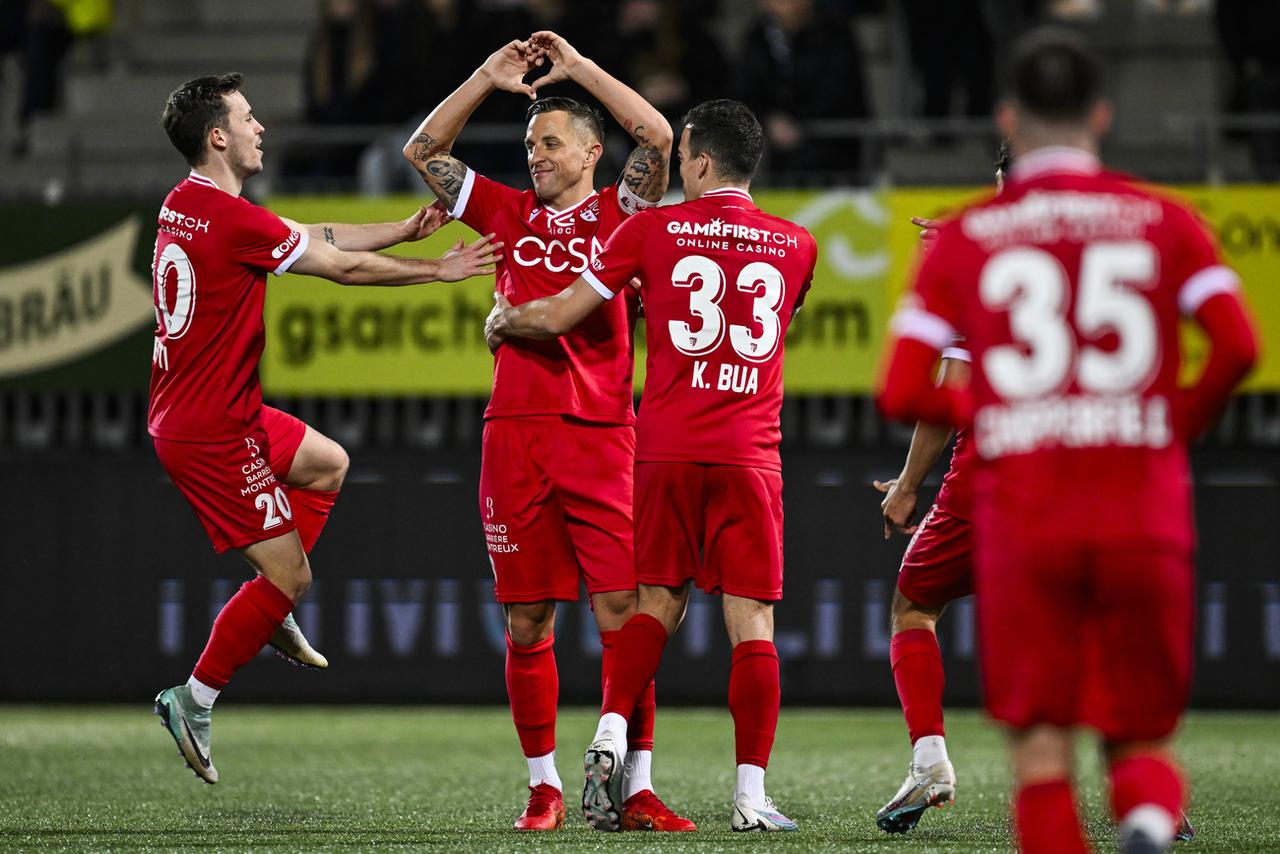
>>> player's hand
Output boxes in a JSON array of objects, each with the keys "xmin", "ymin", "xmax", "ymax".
[
  {"xmin": 480, "ymin": 40, "xmax": 538, "ymax": 100},
  {"xmin": 528, "ymin": 31, "xmax": 583, "ymax": 92},
  {"xmin": 911, "ymin": 216, "xmax": 940, "ymax": 244},
  {"xmin": 435, "ymin": 233, "xmax": 502, "ymax": 282},
  {"xmin": 401, "ymin": 202, "xmax": 452, "ymax": 242},
  {"xmin": 484, "ymin": 292, "xmax": 513, "ymax": 353},
  {"xmin": 873, "ymin": 478, "xmax": 920, "ymax": 539}
]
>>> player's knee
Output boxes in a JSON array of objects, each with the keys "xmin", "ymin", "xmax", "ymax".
[
  {"xmin": 506, "ymin": 601, "xmax": 555, "ymax": 645},
  {"xmin": 316, "ymin": 443, "xmax": 349, "ymax": 491},
  {"xmin": 890, "ymin": 588, "xmax": 940, "ymax": 634},
  {"xmin": 592, "ymin": 590, "xmax": 636, "ymax": 625}
]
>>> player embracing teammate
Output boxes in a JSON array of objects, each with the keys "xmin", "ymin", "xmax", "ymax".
[
  {"xmin": 878, "ymin": 28, "xmax": 1259, "ymax": 854},
  {"xmin": 487, "ymin": 99, "xmax": 818, "ymax": 832},
  {"xmin": 401, "ymin": 32, "xmax": 694, "ymax": 832}
]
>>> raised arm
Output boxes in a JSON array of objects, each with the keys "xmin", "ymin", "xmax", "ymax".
[
  {"xmin": 402, "ymin": 41, "xmax": 538, "ymax": 208},
  {"xmin": 282, "ymin": 203, "xmax": 451, "ymax": 253},
  {"xmin": 484, "ymin": 279, "xmax": 606, "ymax": 350},
  {"xmin": 528, "ymin": 31, "xmax": 674, "ymax": 203},
  {"xmin": 287, "ymin": 233, "xmax": 501, "ymax": 287}
]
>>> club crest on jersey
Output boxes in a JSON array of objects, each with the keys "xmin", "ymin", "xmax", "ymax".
[{"xmin": 580, "ymin": 200, "xmax": 599, "ymax": 222}]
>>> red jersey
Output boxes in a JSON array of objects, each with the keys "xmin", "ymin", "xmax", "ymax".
[
  {"xmin": 895, "ymin": 147, "xmax": 1244, "ymax": 550},
  {"xmin": 583, "ymin": 188, "xmax": 817, "ymax": 470},
  {"xmin": 934, "ymin": 344, "xmax": 976, "ymax": 520},
  {"xmin": 450, "ymin": 169, "xmax": 652, "ymax": 424},
  {"xmin": 148, "ymin": 172, "xmax": 308, "ymax": 442}
]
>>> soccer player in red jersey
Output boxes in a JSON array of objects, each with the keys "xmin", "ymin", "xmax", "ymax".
[
  {"xmin": 877, "ymin": 30, "xmax": 1259, "ymax": 854},
  {"xmin": 485, "ymin": 99, "xmax": 819, "ymax": 833},
  {"xmin": 150, "ymin": 73, "xmax": 499, "ymax": 784},
  {"xmin": 872, "ymin": 145, "xmax": 1010, "ymax": 834},
  {"xmin": 400, "ymin": 34, "xmax": 692, "ymax": 832}
]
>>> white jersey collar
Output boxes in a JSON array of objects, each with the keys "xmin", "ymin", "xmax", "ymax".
[{"xmin": 1009, "ymin": 146, "xmax": 1102, "ymax": 182}]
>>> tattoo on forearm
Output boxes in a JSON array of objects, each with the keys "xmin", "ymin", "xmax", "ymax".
[
  {"xmin": 409, "ymin": 132, "xmax": 439, "ymax": 163},
  {"xmin": 425, "ymin": 156, "xmax": 467, "ymax": 207},
  {"xmin": 623, "ymin": 144, "xmax": 667, "ymax": 202},
  {"xmin": 323, "ymin": 226, "xmax": 336, "ymax": 246}
]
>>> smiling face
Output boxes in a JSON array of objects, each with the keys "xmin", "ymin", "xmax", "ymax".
[
  {"xmin": 214, "ymin": 90, "xmax": 265, "ymax": 178},
  {"xmin": 524, "ymin": 110, "xmax": 600, "ymax": 207}
]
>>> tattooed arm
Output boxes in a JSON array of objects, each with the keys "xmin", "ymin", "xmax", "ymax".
[
  {"xmin": 402, "ymin": 40, "xmax": 537, "ymax": 202},
  {"xmin": 280, "ymin": 205, "xmax": 452, "ymax": 252},
  {"xmin": 528, "ymin": 31, "xmax": 673, "ymax": 203}
]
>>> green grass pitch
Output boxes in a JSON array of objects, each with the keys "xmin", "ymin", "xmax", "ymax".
[{"xmin": 1, "ymin": 706, "xmax": 1277, "ymax": 851}]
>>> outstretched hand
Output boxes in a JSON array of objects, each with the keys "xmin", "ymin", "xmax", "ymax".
[
  {"xmin": 873, "ymin": 478, "xmax": 920, "ymax": 539},
  {"xmin": 436, "ymin": 233, "xmax": 502, "ymax": 282},
  {"xmin": 481, "ymin": 39, "xmax": 539, "ymax": 100},
  {"xmin": 527, "ymin": 31, "xmax": 582, "ymax": 93},
  {"xmin": 911, "ymin": 216, "xmax": 940, "ymax": 245},
  {"xmin": 484, "ymin": 292, "xmax": 513, "ymax": 353},
  {"xmin": 401, "ymin": 202, "xmax": 452, "ymax": 242}
]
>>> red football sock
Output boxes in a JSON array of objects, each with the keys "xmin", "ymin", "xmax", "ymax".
[
  {"xmin": 729, "ymin": 640, "xmax": 780, "ymax": 769},
  {"xmin": 1109, "ymin": 754, "xmax": 1185, "ymax": 828},
  {"xmin": 288, "ymin": 488, "xmax": 339, "ymax": 553},
  {"xmin": 601, "ymin": 630, "xmax": 655, "ymax": 752},
  {"xmin": 192, "ymin": 576, "xmax": 294, "ymax": 690},
  {"xmin": 601, "ymin": 614, "xmax": 668, "ymax": 719},
  {"xmin": 890, "ymin": 628, "xmax": 946, "ymax": 744},
  {"xmin": 505, "ymin": 633, "xmax": 558, "ymax": 758},
  {"xmin": 1014, "ymin": 779, "xmax": 1091, "ymax": 854}
]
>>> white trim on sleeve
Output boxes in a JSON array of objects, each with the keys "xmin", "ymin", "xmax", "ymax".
[
  {"xmin": 891, "ymin": 306, "xmax": 957, "ymax": 352},
  {"xmin": 447, "ymin": 167, "xmax": 477, "ymax": 219},
  {"xmin": 583, "ymin": 268, "xmax": 617, "ymax": 300},
  {"xmin": 941, "ymin": 346, "xmax": 972, "ymax": 363},
  {"xmin": 616, "ymin": 181, "xmax": 657, "ymax": 217},
  {"xmin": 1178, "ymin": 264, "xmax": 1240, "ymax": 316},
  {"xmin": 273, "ymin": 229, "xmax": 310, "ymax": 276}
]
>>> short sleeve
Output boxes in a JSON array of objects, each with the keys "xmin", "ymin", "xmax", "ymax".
[
  {"xmin": 1165, "ymin": 201, "xmax": 1241, "ymax": 316},
  {"xmin": 450, "ymin": 169, "xmax": 524, "ymax": 235},
  {"xmin": 582, "ymin": 212, "xmax": 651, "ymax": 299},
  {"xmin": 891, "ymin": 225, "xmax": 962, "ymax": 352},
  {"xmin": 232, "ymin": 202, "xmax": 308, "ymax": 276},
  {"xmin": 794, "ymin": 230, "xmax": 818, "ymax": 312}
]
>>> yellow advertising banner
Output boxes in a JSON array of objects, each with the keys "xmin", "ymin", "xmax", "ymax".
[{"xmin": 263, "ymin": 187, "xmax": 1280, "ymax": 396}]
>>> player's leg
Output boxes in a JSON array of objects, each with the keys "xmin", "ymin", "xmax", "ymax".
[
  {"xmin": 878, "ymin": 505, "xmax": 972, "ymax": 832},
  {"xmin": 1090, "ymin": 546, "xmax": 1194, "ymax": 853},
  {"xmin": 1009, "ymin": 726, "xmax": 1089, "ymax": 854},
  {"xmin": 259, "ymin": 407, "xmax": 345, "ymax": 668},
  {"xmin": 263, "ymin": 407, "xmax": 348, "ymax": 553},
  {"xmin": 586, "ymin": 581, "xmax": 689, "ymax": 832},
  {"xmin": 155, "ymin": 531, "xmax": 309, "ymax": 785},
  {"xmin": 481, "ymin": 418, "xmax": 578, "ymax": 830},
  {"xmin": 977, "ymin": 530, "xmax": 1090, "ymax": 851},
  {"xmin": 151, "ymin": 430, "xmax": 304, "ymax": 784},
  {"xmin": 699, "ymin": 465, "xmax": 794, "ymax": 832},
  {"xmin": 722, "ymin": 594, "xmax": 794, "ymax": 832},
  {"xmin": 557, "ymin": 422, "xmax": 693, "ymax": 831}
]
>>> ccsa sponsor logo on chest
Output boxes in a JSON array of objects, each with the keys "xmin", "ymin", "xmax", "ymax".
[{"xmin": 511, "ymin": 235, "xmax": 604, "ymax": 274}]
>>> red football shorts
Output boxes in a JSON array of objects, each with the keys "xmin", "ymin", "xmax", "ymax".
[
  {"xmin": 154, "ymin": 423, "xmax": 297, "ymax": 554},
  {"xmin": 480, "ymin": 416, "xmax": 635, "ymax": 603},
  {"xmin": 634, "ymin": 462, "xmax": 785, "ymax": 601},
  {"xmin": 977, "ymin": 533, "xmax": 1193, "ymax": 741},
  {"xmin": 897, "ymin": 502, "xmax": 975, "ymax": 608},
  {"xmin": 259, "ymin": 405, "xmax": 308, "ymax": 478}
]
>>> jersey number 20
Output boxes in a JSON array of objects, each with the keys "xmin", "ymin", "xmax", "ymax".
[{"xmin": 668, "ymin": 256, "xmax": 786, "ymax": 363}]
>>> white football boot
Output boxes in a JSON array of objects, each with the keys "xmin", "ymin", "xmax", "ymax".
[
  {"xmin": 876, "ymin": 759, "xmax": 956, "ymax": 833},
  {"xmin": 731, "ymin": 793, "xmax": 798, "ymax": 832}
]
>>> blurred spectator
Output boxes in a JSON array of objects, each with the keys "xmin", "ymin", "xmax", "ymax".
[
  {"xmin": 901, "ymin": 0, "xmax": 995, "ymax": 125},
  {"xmin": 595, "ymin": 0, "xmax": 729, "ymax": 127},
  {"xmin": 1215, "ymin": 0, "xmax": 1280, "ymax": 181},
  {"xmin": 737, "ymin": 0, "xmax": 869, "ymax": 179},
  {"xmin": 13, "ymin": 0, "xmax": 112, "ymax": 157}
]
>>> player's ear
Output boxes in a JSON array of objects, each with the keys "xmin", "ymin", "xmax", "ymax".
[
  {"xmin": 208, "ymin": 125, "xmax": 228, "ymax": 154},
  {"xmin": 584, "ymin": 140, "xmax": 602, "ymax": 168},
  {"xmin": 995, "ymin": 101, "xmax": 1017, "ymax": 146},
  {"xmin": 1088, "ymin": 99, "xmax": 1113, "ymax": 140}
]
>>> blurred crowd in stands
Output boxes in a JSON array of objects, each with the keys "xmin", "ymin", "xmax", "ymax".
[{"xmin": 0, "ymin": 0, "xmax": 1276, "ymax": 185}]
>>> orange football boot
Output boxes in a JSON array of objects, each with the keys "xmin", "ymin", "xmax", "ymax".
[
  {"xmin": 514, "ymin": 783, "xmax": 566, "ymax": 831},
  {"xmin": 621, "ymin": 789, "xmax": 697, "ymax": 831}
]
